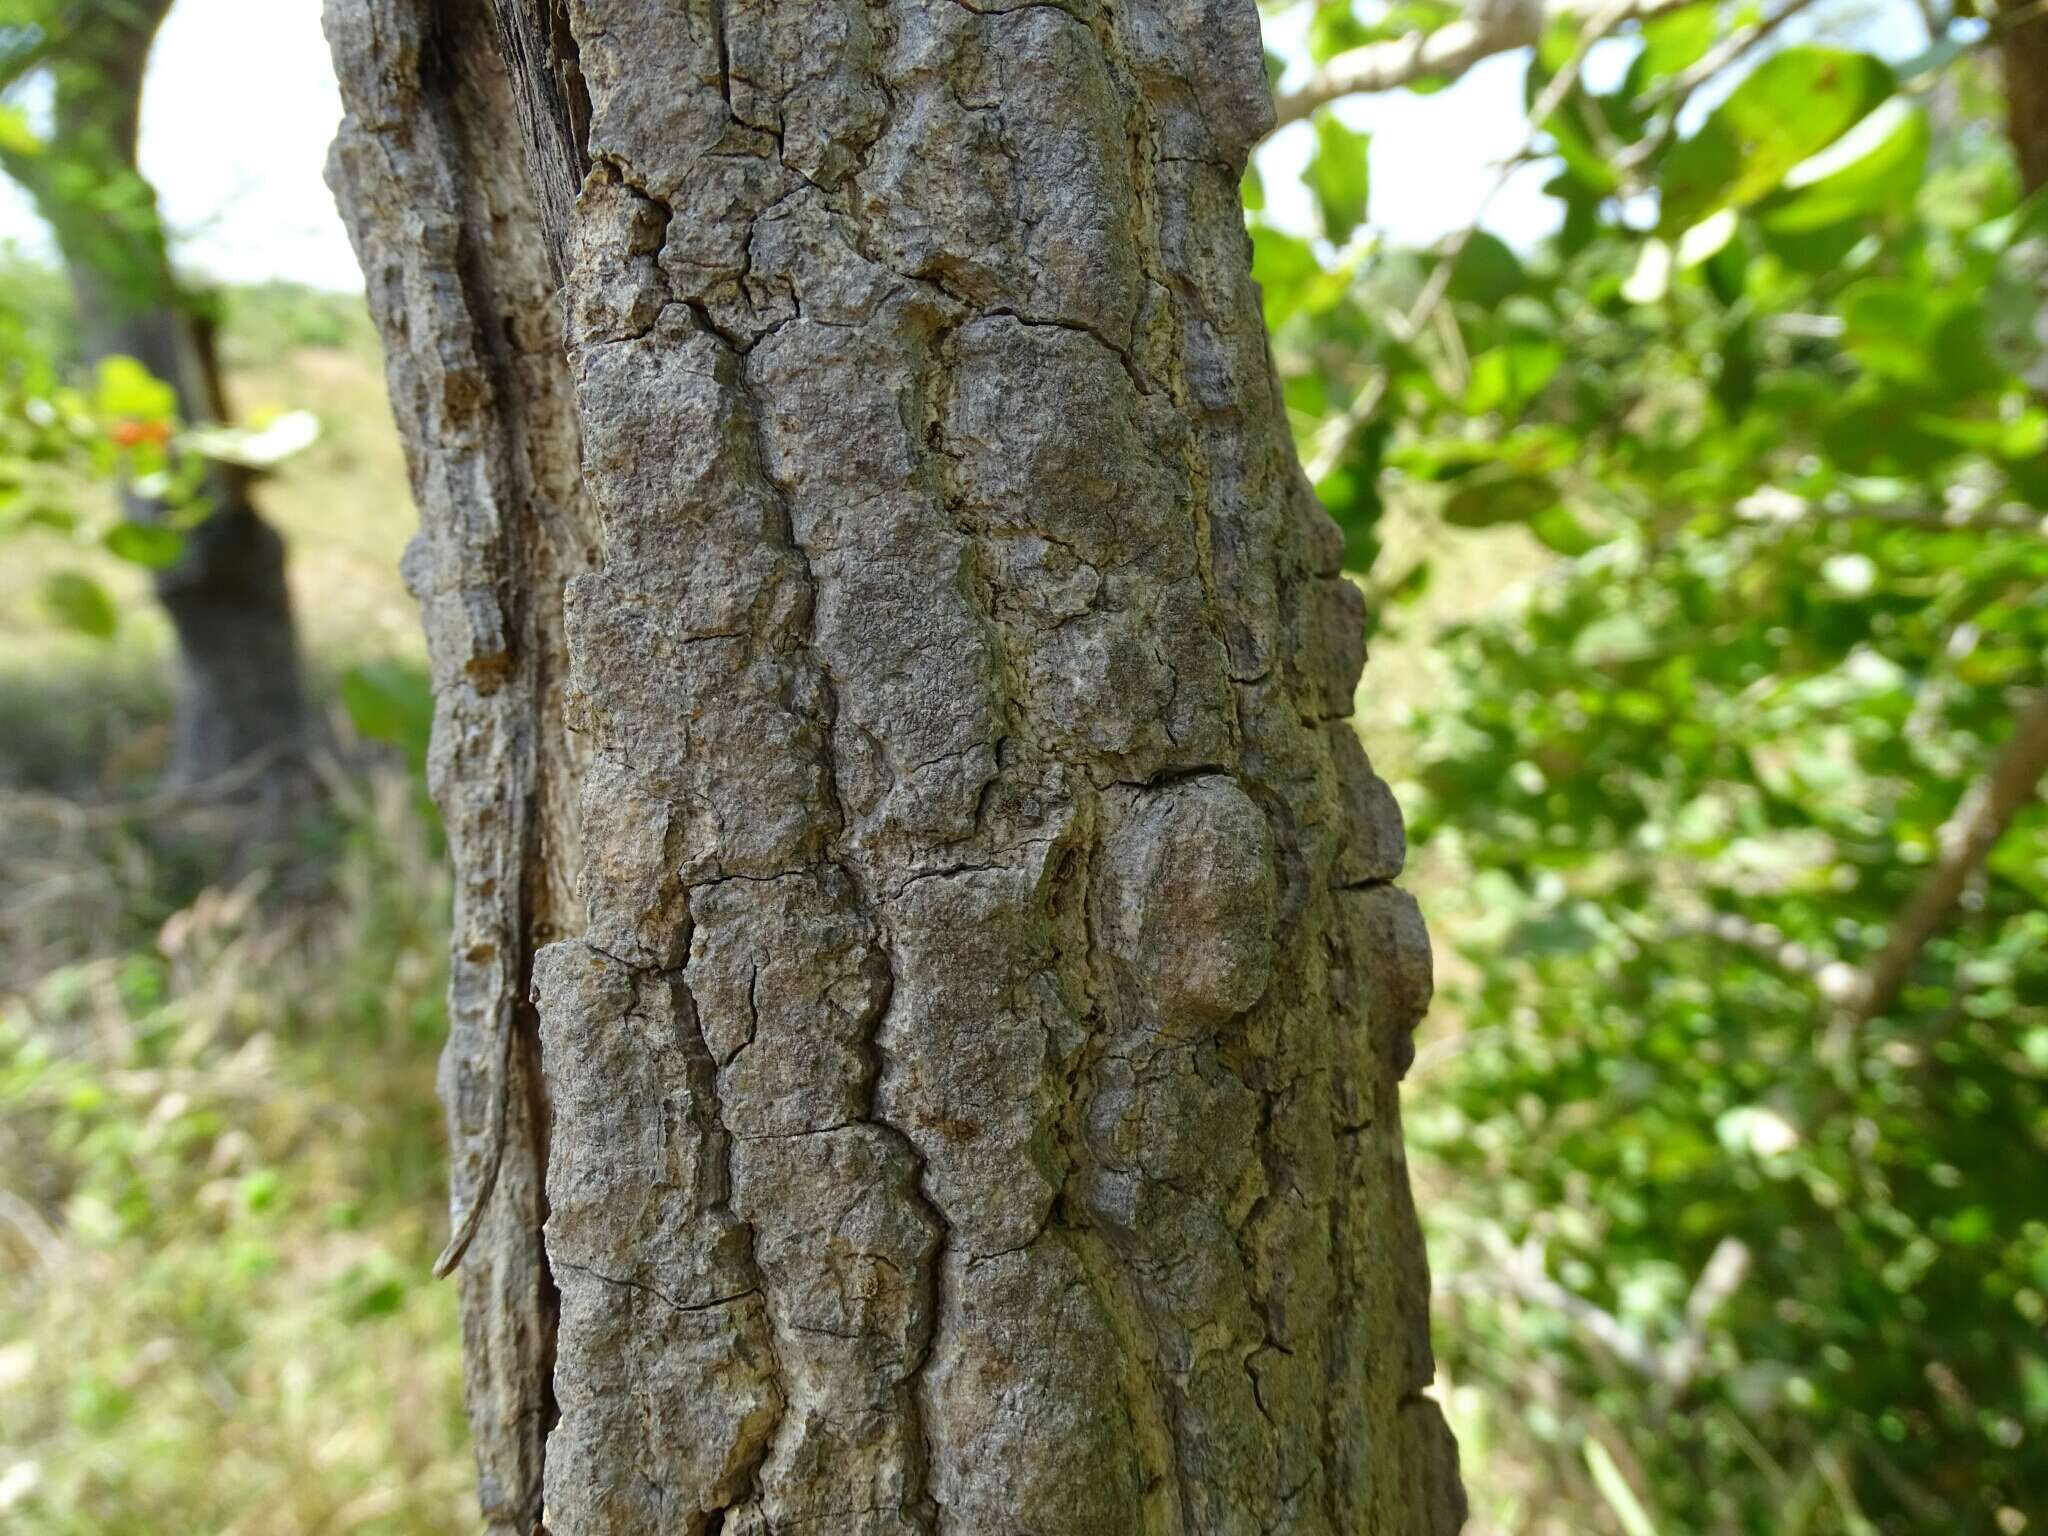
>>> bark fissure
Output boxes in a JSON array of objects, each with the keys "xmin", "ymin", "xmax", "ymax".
[{"xmin": 327, "ymin": 0, "xmax": 1463, "ymax": 1530}]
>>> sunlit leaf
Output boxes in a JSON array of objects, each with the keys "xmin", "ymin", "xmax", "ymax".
[
  {"xmin": 1660, "ymin": 47, "xmax": 1896, "ymax": 233},
  {"xmin": 91, "ymin": 355, "xmax": 177, "ymax": 424},
  {"xmin": 1529, "ymin": 501, "xmax": 1604, "ymax": 555},
  {"xmin": 41, "ymin": 571, "xmax": 118, "ymax": 638},
  {"xmin": 1465, "ymin": 339, "xmax": 1564, "ymax": 413},
  {"xmin": 1622, "ymin": 239, "xmax": 1674, "ymax": 304},
  {"xmin": 1308, "ymin": 112, "xmax": 1371, "ymax": 245},
  {"xmin": 102, "ymin": 521, "xmax": 186, "ymax": 569},
  {"xmin": 182, "ymin": 409, "xmax": 321, "ymax": 469},
  {"xmin": 1307, "ymin": 0, "xmax": 1373, "ymax": 63},
  {"xmin": 1760, "ymin": 102, "xmax": 1929, "ymax": 233},
  {"xmin": 1639, "ymin": 3, "xmax": 1715, "ymax": 80},
  {"xmin": 0, "ymin": 104, "xmax": 41, "ymax": 157}
]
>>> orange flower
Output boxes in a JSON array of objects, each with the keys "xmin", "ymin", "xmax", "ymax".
[{"xmin": 108, "ymin": 418, "xmax": 171, "ymax": 448}]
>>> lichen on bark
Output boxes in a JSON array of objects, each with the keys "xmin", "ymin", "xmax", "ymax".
[{"xmin": 326, "ymin": 1, "xmax": 1465, "ymax": 1531}]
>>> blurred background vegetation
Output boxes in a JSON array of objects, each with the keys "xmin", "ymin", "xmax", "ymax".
[{"xmin": 1, "ymin": 0, "xmax": 2043, "ymax": 1533}]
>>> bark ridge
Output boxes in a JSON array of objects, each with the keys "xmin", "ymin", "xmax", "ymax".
[{"xmin": 326, "ymin": 1, "xmax": 1464, "ymax": 1531}]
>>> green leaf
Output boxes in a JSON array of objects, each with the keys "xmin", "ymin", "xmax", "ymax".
[
  {"xmin": 1659, "ymin": 47, "xmax": 1896, "ymax": 234},
  {"xmin": 1442, "ymin": 469, "xmax": 1563, "ymax": 528},
  {"xmin": 1759, "ymin": 103, "xmax": 1928, "ymax": 233},
  {"xmin": 1712, "ymin": 316, "xmax": 1756, "ymax": 419},
  {"xmin": 1821, "ymin": 390, "xmax": 1961, "ymax": 475},
  {"xmin": 1317, "ymin": 418, "xmax": 1393, "ymax": 574},
  {"xmin": 92, "ymin": 355, "xmax": 178, "ymax": 423},
  {"xmin": 1639, "ymin": 4, "xmax": 1715, "ymax": 80},
  {"xmin": 1543, "ymin": 88, "xmax": 1624, "ymax": 196},
  {"xmin": 1538, "ymin": 12, "xmax": 1582, "ymax": 74},
  {"xmin": 0, "ymin": 104, "xmax": 41, "ymax": 157},
  {"xmin": 1757, "ymin": 214, "xmax": 1865, "ymax": 273},
  {"xmin": 1250, "ymin": 226, "xmax": 1322, "ymax": 329},
  {"xmin": 1464, "ymin": 339, "xmax": 1564, "ymax": 413},
  {"xmin": 1448, "ymin": 231, "xmax": 1527, "ymax": 307},
  {"xmin": 1307, "ymin": 0, "xmax": 1373, "ymax": 63},
  {"xmin": 42, "ymin": 571, "xmax": 118, "ymax": 639},
  {"xmin": 6, "ymin": 502, "xmax": 78, "ymax": 534},
  {"xmin": 1928, "ymin": 303, "xmax": 2006, "ymax": 398},
  {"xmin": 1383, "ymin": 558, "xmax": 1433, "ymax": 606},
  {"xmin": 102, "ymin": 521, "xmax": 186, "ymax": 569},
  {"xmin": 1529, "ymin": 502, "xmax": 1604, "ymax": 555},
  {"xmin": 1570, "ymin": 609, "xmax": 1660, "ymax": 665},
  {"xmin": 1839, "ymin": 279, "xmax": 1936, "ymax": 382},
  {"xmin": 340, "ymin": 661, "xmax": 434, "ymax": 767},
  {"xmin": 1381, "ymin": 1, "xmax": 1460, "ymax": 33},
  {"xmin": 1308, "ymin": 112, "xmax": 1372, "ymax": 245}
]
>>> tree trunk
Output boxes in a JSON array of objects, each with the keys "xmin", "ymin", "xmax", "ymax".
[
  {"xmin": 15, "ymin": 1, "xmax": 307, "ymax": 790},
  {"xmin": 326, "ymin": 2, "xmax": 1464, "ymax": 1532},
  {"xmin": 2001, "ymin": 0, "xmax": 2048, "ymax": 197}
]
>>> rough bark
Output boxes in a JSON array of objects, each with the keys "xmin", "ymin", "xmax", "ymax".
[
  {"xmin": 11, "ymin": 1, "xmax": 306, "ymax": 788},
  {"xmin": 2001, "ymin": 0, "xmax": 2048, "ymax": 197},
  {"xmin": 326, "ymin": 2, "xmax": 1463, "ymax": 1532}
]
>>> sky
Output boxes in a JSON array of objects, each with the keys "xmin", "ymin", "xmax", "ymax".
[
  {"xmin": 0, "ymin": 0, "xmax": 1568, "ymax": 294},
  {"xmin": 0, "ymin": 0, "xmax": 359, "ymax": 290},
  {"xmin": 0, "ymin": 0, "xmax": 1924, "ymax": 293}
]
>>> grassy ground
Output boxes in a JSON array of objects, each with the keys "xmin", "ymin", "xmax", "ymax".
[
  {"xmin": 0, "ymin": 279, "xmax": 1557, "ymax": 1533},
  {"xmin": 0, "ymin": 286, "xmax": 473, "ymax": 1535}
]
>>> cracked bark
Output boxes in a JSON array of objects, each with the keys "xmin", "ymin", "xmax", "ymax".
[{"xmin": 326, "ymin": 1, "xmax": 1463, "ymax": 1531}]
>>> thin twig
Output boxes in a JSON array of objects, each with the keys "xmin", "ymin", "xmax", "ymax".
[
  {"xmin": 0, "ymin": 738, "xmax": 306, "ymax": 829},
  {"xmin": 1616, "ymin": 0, "xmax": 1830, "ymax": 176},
  {"xmin": 1268, "ymin": 0, "xmax": 1706, "ymax": 137},
  {"xmin": 1735, "ymin": 485, "xmax": 2048, "ymax": 535},
  {"xmin": 1477, "ymin": 1228, "xmax": 1750, "ymax": 1393},
  {"xmin": 1304, "ymin": 0, "xmax": 1641, "ymax": 482},
  {"xmin": 1843, "ymin": 685, "xmax": 2048, "ymax": 1029}
]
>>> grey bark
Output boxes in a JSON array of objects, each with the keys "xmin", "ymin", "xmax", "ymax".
[
  {"xmin": 325, "ymin": 2, "xmax": 1463, "ymax": 1532},
  {"xmin": 12, "ymin": 0, "xmax": 307, "ymax": 788}
]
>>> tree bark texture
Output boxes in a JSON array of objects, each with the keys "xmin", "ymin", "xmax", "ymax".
[
  {"xmin": 325, "ymin": 2, "xmax": 1463, "ymax": 1533},
  {"xmin": 16, "ymin": 0, "xmax": 307, "ymax": 787},
  {"xmin": 2001, "ymin": 0, "xmax": 2048, "ymax": 198}
]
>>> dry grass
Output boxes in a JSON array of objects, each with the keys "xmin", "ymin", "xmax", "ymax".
[
  {"xmin": 0, "ymin": 294, "xmax": 472, "ymax": 1535},
  {"xmin": 0, "ymin": 752, "xmax": 473, "ymax": 1536}
]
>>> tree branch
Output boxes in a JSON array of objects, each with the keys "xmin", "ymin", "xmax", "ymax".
[
  {"xmin": 1846, "ymin": 685, "xmax": 2048, "ymax": 1027},
  {"xmin": 1734, "ymin": 487, "xmax": 2048, "ymax": 536},
  {"xmin": 1615, "ymin": 0, "xmax": 1830, "ymax": 176},
  {"xmin": 1303, "ymin": 0, "xmax": 1639, "ymax": 481},
  {"xmin": 1269, "ymin": 0, "xmax": 1706, "ymax": 138},
  {"xmin": 1475, "ymin": 1230, "xmax": 1750, "ymax": 1394}
]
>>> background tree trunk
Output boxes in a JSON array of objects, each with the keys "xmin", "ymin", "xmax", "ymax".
[
  {"xmin": 8, "ymin": 0, "xmax": 307, "ymax": 789},
  {"xmin": 2000, "ymin": 0, "xmax": 2048, "ymax": 197},
  {"xmin": 327, "ymin": 1, "xmax": 1464, "ymax": 1531}
]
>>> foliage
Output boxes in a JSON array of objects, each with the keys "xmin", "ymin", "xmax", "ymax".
[
  {"xmin": 0, "ymin": 736, "xmax": 470, "ymax": 1534},
  {"xmin": 1260, "ymin": 1, "xmax": 2046, "ymax": 1531},
  {"xmin": 0, "ymin": 290, "xmax": 320, "ymax": 638},
  {"xmin": 0, "ymin": 268, "xmax": 455, "ymax": 1531},
  {"xmin": 0, "ymin": 296, "xmax": 195, "ymax": 630}
]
